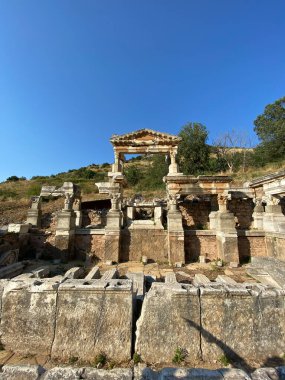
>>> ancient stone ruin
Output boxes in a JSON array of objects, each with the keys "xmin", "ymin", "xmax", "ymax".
[{"xmin": 0, "ymin": 129, "xmax": 285, "ymax": 379}]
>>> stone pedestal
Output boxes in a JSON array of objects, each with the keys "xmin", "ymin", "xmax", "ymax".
[
  {"xmin": 263, "ymin": 205, "xmax": 285, "ymax": 233},
  {"xmin": 167, "ymin": 209, "xmax": 184, "ymax": 264},
  {"xmin": 252, "ymin": 205, "xmax": 264, "ymax": 230},
  {"xmin": 215, "ymin": 211, "xmax": 239, "ymax": 265},
  {"xmin": 26, "ymin": 209, "xmax": 41, "ymax": 228},
  {"xmin": 105, "ymin": 210, "xmax": 122, "ymax": 263},
  {"xmin": 55, "ymin": 210, "xmax": 76, "ymax": 262},
  {"xmin": 209, "ymin": 211, "xmax": 218, "ymax": 230}
]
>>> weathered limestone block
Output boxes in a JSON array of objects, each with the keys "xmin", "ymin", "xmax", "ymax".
[
  {"xmin": 27, "ymin": 209, "xmax": 42, "ymax": 228},
  {"xmin": 41, "ymin": 366, "xmax": 84, "ymax": 380},
  {"xmin": 51, "ymin": 279, "xmax": 133, "ymax": 362},
  {"xmin": 101, "ymin": 268, "xmax": 118, "ymax": 281},
  {"xmin": 251, "ymin": 367, "xmax": 279, "ymax": 380},
  {"xmin": 0, "ymin": 262, "xmax": 24, "ymax": 279},
  {"xmin": 126, "ymin": 272, "xmax": 145, "ymax": 300},
  {"xmin": 8, "ymin": 223, "xmax": 30, "ymax": 234},
  {"xmin": 83, "ymin": 368, "xmax": 133, "ymax": 380},
  {"xmin": 85, "ymin": 266, "xmax": 100, "ymax": 280},
  {"xmin": 0, "ymin": 364, "xmax": 45, "ymax": 380},
  {"xmin": 168, "ymin": 231, "xmax": 185, "ymax": 264},
  {"xmin": 104, "ymin": 230, "xmax": 120, "ymax": 263},
  {"xmin": 63, "ymin": 266, "xmax": 85, "ymax": 280},
  {"xmin": 216, "ymin": 231, "xmax": 239, "ymax": 264},
  {"xmin": 192, "ymin": 274, "xmax": 211, "ymax": 287},
  {"xmin": 200, "ymin": 284, "xmax": 285, "ymax": 362},
  {"xmin": 135, "ymin": 283, "xmax": 201, "ymax": 364},
  {"xmin": 1, "ymin": 279, "xmax": 60, "ymax": 355}
]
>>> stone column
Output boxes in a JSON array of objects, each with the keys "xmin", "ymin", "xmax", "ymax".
[
  {"xmin": 209, "ymin": 195, "xmax": 219, "ymax": 230},
  {"xmin": 112, "ymin": 151, "xmax": 122, "ymax": 173},
  {"xmin": 167, "ymin": 194, "xmax": 185, "ymax": 265},
  {"xmin": 168, "ymin": 148, "xmax": 179, "ymax": 175},
  {"xmin": 252, "ymin": 198, "xmax": 264, "ymax": 230},
  {"xmin": 215, "ymin": 193, "xmax": 239, "ymax": 265},
  {"xmin": 105, "ymin": 193, "xmax": 122, "ymax": 263},
  {"xmin": 263, "ymin": 196, "xmax": 285, "ymax": 233},
  {"xmin": 73, "ymin": 198, "xmax": 82, "ymax": 228},
  {"xmin": 55, "ymin": 194, "xmax": 76, "ymax": 262},
  {"xmin": 154, "ymin": 206, "xmax": 163, "ymax": 229},
  {"xmin": 27, "ymin": 196, "xmax": 42, "ymax": 227}
]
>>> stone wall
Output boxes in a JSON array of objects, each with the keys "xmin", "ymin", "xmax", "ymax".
[
  {"xmin": 120, "ymin": 229, "xmax": 168, "ymax": 262},
  {"xmin": 228, "ymin": 198, "xmax": 254, "ymax": 229},
  {"xmin": 74, "ymin": 232, "xmax": 106, "ymax": 262},
  {"xmin": 237, "ymin": 232, "xmax": 266, "ymax": 263},
  {"xmin": 184, "ymin": 231, "xmax": 217, "ymax": 262},
  {"xmin": 265, "ymin": 233, "xmax": 285, "ymax": 261},
  {"xmin": 179, "ymin": 200, "xmax": 211, "ymax": 229}
]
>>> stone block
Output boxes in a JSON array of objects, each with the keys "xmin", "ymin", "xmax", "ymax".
[
  {"xmin": 41, "ymin": 366, "xmax": 84, "ymax": 379},
  {"xmin": 32, "ymin": 266, "xmax": 50, "ymax": 278},
  {"xmin": 101, "ymin": 268, "xmax": 118, "ymax": 281},
  {"xmin": 51, "ymin": 279, "xmax": 133, "ymax": 362},
  {"xmin": 0, "ymin": 262, "xmax": 24, "ymax": 279},
  {"xmin": 0, "ymin": 364, "xmax": 45, "ymax": 380},
  {"xmin": 27, "ymin": 209, "xmax": 42, "ymax": 228},
  {"xmin": 165, "ymin": 272, "xmax": 177, "ymax": 284},
  {"xmin": 63, "ymin": 267, "xmax": 85, "ymax": 280},
  {"xmin": 1, "ymin": 279, "xmax": 60, "ymax": 355},
  {"xmin": 85, "ymin": 266, "xmax": 100, "ymax": 280},
  {"xmin": 192, "ymin": 274, "xmax": 211, "ymax": 286},
  {"xmin": 83, "ymin": 368, "xmax": 133, "ymax": 380},
  {"xmin": 216, "ymin": 275, "xmax": 237, "ymax": 285},
  {"xmin": 8, "ymin": 223, "xmax": 30, "ymax": 234},
  {"xmin": 168, "ymin": 231, "xmax": 185, "ymax": 264},
  {"xmin": 135, "ymin": 283, "xmax": 201, "ymax": 364},
  {"xmin": 200, "ymin": 284, "xmax": 285, "ymax": 362},
  {"xmin": 104, "ymin": 231, "xmax": 120, "ymax": 263},
  {"xmin": 216, "ymin": 231, "xmax": 239, "ymax": 264},
  {"xmin": 251, "ymin": 367, "xmax": 279, "ymax": 380},
  {"xmin": 126, "ymin": 272, "xmax": 145, "ymax": 300}
]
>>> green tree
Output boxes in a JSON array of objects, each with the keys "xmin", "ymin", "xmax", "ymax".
[
  {"xmin": 125, "ymin": 165, "xmax": 140, "ymax": 186},
  {"xmin": 177, "ymin": 122, "xmax": 210, "ymax": 175},
  {"xmin": 254, "ymin": 96, "xmax": 285, "ymax": 162},
  {"xmin": 6, "ymin": 175, "xmax": 20, "ymax": 181}
]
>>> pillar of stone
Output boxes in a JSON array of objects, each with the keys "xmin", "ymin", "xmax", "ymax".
[
  {"xmin": 263, "ymin": 197, "xmax": 285, "ymax": 233},
  {"xmin": 104, "ymin": 194, "xmax": 122, "ymax": 263},
  {"xmin": 252, "ymin": 198, "xmax": 264, "ymax": 230},
  {"xmin": 215, "ymin": 193, "xmax": 239, "ymax": 265},
  {"xmin": 126, "ymin": 206, "xmax": 135, "ymax": 225},
  {"xmin": 167, "ymin": 195, "xmax": 184, "ymax": 265},
  {"xmin": 168, "ymin": 149, "xmax": 179, "ymax": 175},
  {"xmin": 73, "ymin": 198, "xmax": 82, "ymax": 228},
  {"xmin": 26, "ymin": 196, "xmax": 42, "ymax": 227},
  {"xmin": 208, "ymin": 195, "xmax": 219, "ymax": 230},
  {"xmin": 154, "ymin": 206, "xmax": 163, "ymax": 228},
  {"xmin": 55, "ymin": 194, "xmax": 76, "ymax": 262}
]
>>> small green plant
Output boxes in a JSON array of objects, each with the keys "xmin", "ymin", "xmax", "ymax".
[
  {"xmin": 133, "ymin": 352, "xmax": 141, "ymax": 364},
  {"xmin": 172, "ymin": 347, "xmax": 187, "ymax": 364},
  {"xmin": 219, "ymin": 354, "xmax": 230, "ymax": 366},
  {"xmin": 93, "ymin": 352, "xmax": 107, "ymax": 367},
  {"xmin": 68, "ymin": 356, "xmax": 78, "ymax": 364}
]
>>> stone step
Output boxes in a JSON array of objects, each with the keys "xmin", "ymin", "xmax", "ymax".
[
  {"xmin": 0, "ymin": 263, "xmax": 25, "ymax": 279},
  {"xmin": 165, "ymin": 272, "xmax": 177, "ymax": 284}
]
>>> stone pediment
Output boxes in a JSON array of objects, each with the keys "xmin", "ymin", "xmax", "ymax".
[{"xmin": 110, "ymin": 129, "xmax": 181, "ymax": 146}]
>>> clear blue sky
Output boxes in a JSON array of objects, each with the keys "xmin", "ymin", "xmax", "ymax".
[{"xmin": 0, "ymin": 0, "xmax": 285, "ymax": 181}]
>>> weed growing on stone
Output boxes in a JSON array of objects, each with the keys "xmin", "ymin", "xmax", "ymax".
[
  {"xmin": 172, "ymin": 347, "xmax": 187, "ymax": 364},
  {"xmin": 68, "ymin": 356, "xmax": 78, "ymax": 364},
  {"xmin": 219, "ymin": 354, "xmax": 230, "ymax": 366},
  {"xmin": 93, "ymin": 352, "xmax": 107, "ymax": 368},
  {"xmin": 133, "ymin": 352, "xmax": 141, "ymax": 364}
]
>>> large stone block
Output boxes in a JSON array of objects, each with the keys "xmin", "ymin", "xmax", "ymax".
[
  {"xmin": 51, "ymin": 279, "xmax": 133, "ymax": 363},
  {"xmin": 135, "ymin": 283, "xmax": 201, "ymax": 364},
  {"xmin": 200, "ymin": 284, "xmax": 285, "ymax": 362},
  {"xmin": 1, "ymin": 279, "xmax": 60, "ymax": 355}
]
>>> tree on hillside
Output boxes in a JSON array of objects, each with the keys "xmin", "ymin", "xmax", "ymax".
[
  {"xmin": 254, "ymin": 96, "xmax": 285, "ymax": 162},
  {"xmin": 177, "ymin": 123, "xmax": 210, "ymax": 175},
  {"xmin": 212, "ymin": 130, "xmax": 252, "ymax": 173}
]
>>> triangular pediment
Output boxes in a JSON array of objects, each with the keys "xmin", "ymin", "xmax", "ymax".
[{"xmin": 110, "ymin": 129, "xmax": 181, "ymax": 146}]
